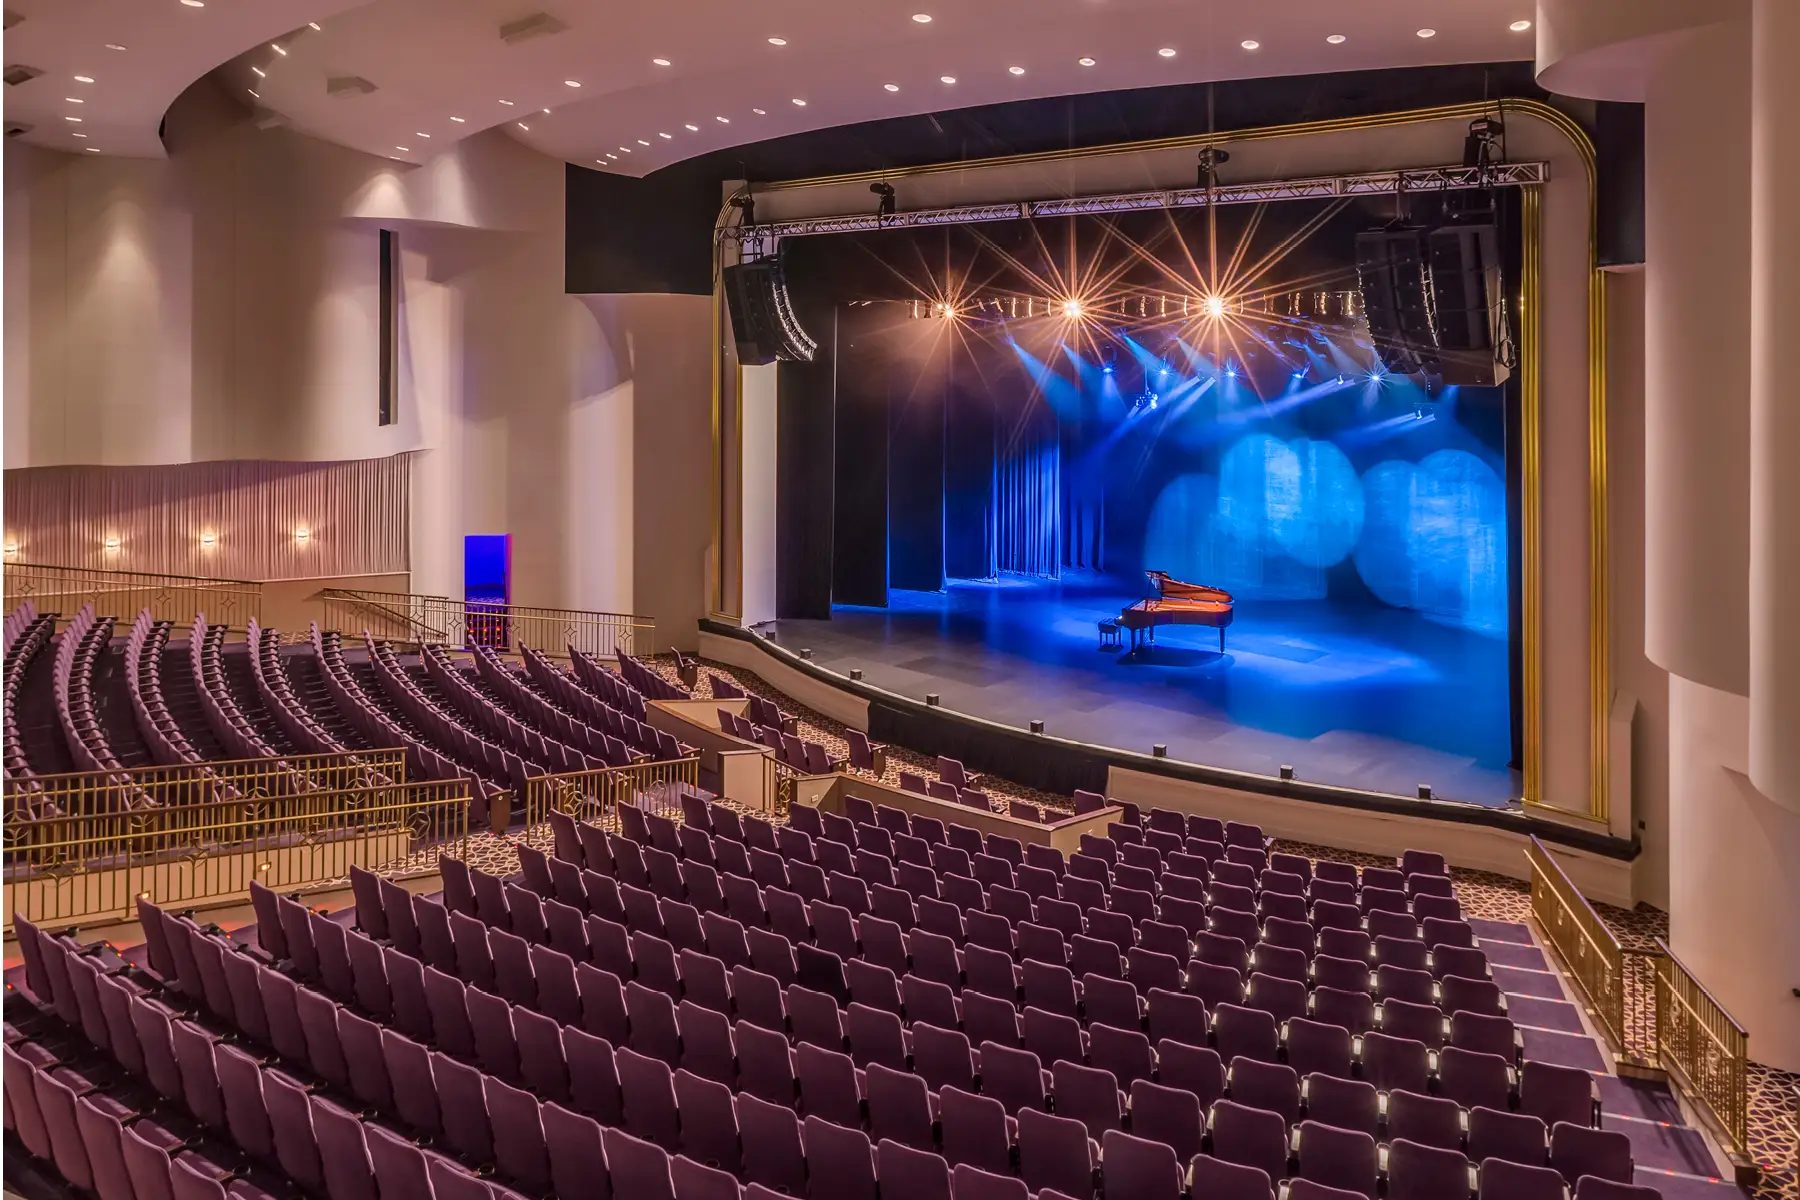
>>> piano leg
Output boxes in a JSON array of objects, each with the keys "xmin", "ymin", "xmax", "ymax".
[{"xmin": 1219, "ymin": 628, "xmax": 1225, "ymax": 653}]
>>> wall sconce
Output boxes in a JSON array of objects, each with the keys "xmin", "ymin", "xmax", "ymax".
[
  {"xmin": 199, "ymin": 532, "xmax": 217, "ymax": 547},
  {"xmin": 294, "ymin": 527, "xmax": 311, "ymax": 542},
  {"xmin": 103, "ymin": 536, "xmax": 121, "ymax": 552}
]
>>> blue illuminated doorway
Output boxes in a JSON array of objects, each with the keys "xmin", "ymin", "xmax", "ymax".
[{"xmin": 464, "ymin": 535, "xmax": 511, "ymax": 648}]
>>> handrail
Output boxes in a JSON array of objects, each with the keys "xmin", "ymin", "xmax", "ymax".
[
  {"xmin": 1526, "ymin": 838, "xmax": 1751, "ymax": 1166},
  {"xmin": 521, "ymin": 756, "xmax": 700, "ymax": 828},
  {"xmin": 318, "ymin": 588, "xmax": 656, "ymax": 658},
  {"xmin": 5, "ymin": 775, "xmax": 471, "ymax": 930},
  {"xmin": 4, "ymin": 561, "xmax": 263, "ymax": 628}
]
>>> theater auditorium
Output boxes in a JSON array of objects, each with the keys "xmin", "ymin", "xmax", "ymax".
[{"xmin": 3, "ymin": 3, "xmax": 1798, "ymax": 1200}]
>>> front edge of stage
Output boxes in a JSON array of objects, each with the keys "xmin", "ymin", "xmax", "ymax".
[{"xmin": 697, "ymin": 619, "xmax": 1639, "ymax": 907}]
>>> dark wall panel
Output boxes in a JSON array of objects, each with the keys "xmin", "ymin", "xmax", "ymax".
[
  {"xmin": 832, "ymin": 316, "xmax": 891, "ymax": 607},
  {"xmin": 944, "ymin": 340, "xmax": 997, "ymax": 580},
  {"xmin": 777, "ymin": 312, "xmax": 836, "ymax": 619},
  {"xmin": 888, "ymin": 348, "xmax": 946, "ymax": 593}
]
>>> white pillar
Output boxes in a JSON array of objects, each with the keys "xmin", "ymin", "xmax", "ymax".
[
  {"xmin": 1643, "ymin": 20, "xmax": 1752, "ymax": 694},
  {"xmin": 1749, "ymin": 0, "xmax": 1800, "ymax": 813}
]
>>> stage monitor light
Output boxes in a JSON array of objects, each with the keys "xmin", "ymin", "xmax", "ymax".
[{"xmin": 1061, "ymin": 298, "xmax": 1084, "ymax": 318}]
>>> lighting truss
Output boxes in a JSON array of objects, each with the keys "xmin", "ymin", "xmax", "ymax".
[{"xmin": 725, "ymin": 161, "xmax": 1549, "ymax": 245}]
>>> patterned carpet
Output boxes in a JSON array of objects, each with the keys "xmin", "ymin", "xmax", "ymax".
[{"xmin": 361, "ymin": 651, "xmax": 1798, "ymax": 1192}]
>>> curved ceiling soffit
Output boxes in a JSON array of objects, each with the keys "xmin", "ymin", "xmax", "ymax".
[
  {"xmin": 2, "ymin": 0, "xmax": 370, "ymax": 159},
  {"xmin": 212, "ymin": 0, "xmax": 1540, "ymax": 175},
  {"xmin": 1532, "ymin": 0, "xmax": 1747, "ymax": 101}
]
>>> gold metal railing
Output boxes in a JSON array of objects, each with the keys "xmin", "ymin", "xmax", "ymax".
[
  {"xmin": 319, "ymin": 589, "xmax": 656, "ymax": 658},
  {"xmin": 762, "ymin": 754, "xmax": 805, "ymax": 818},
  {"xmin": 1526, "ymin": 839, "xmax": 1751, "ymax": 1162},
  {"xmin": 1527, "ymin": 836, "xmax": 1626, "ymax": 1047},
  {"xmin": 522, "ymin": 757, "xmax": 701, "ymax": 829},
  {"xmin": 1652, "ymin": 939, "xmax": 1750, "ymax": 1156},
  {"xmin": 4, "ymin": 777, "xmax": 471, "ymax": 931},
  {"xmin": 4, "ymin": 561, "xmax": 263, "ymax": 629}
]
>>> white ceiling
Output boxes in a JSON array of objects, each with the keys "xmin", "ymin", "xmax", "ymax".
[{"xmin": 5, "ymin": 0, "xmax": 1537, "ymax": 171}]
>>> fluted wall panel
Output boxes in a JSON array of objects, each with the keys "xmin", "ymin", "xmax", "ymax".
[{"xmin": 2, "ymin": 455, "xmax": 410, "ymax": 581}]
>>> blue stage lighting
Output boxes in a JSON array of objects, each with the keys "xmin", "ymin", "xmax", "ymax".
[
  {"xmin": 1225, "ymin": 364, "xmax": 1237, "ymax": 379},
  {"xmin": 1354, "ymin": 450, "xmax": 1507, "ymax": 635},
  {"xmin": 1269, "ymin": 438, "xmax": 1365, "ymax": 569},
  {"xmin": 1102, "ymin": 364, "xmax": 1114, "ymax": 374}
]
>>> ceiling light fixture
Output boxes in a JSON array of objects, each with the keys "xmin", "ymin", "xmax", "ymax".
[
  {"xmin": 450, "ymin": 116, "xmax": 465, "ymax": 122},
  {"xmin": 685, "ymin": 122, "xmax": 699, "ymax": 130},
  {"xmin": 1008, "ymin": 65, "xmax": 1025, "ymax": 75},
  {"xmin": 565, "ymin": 80, "xmax": 581, "ymax": 87},
  {"xmin": 767, "ymin": 37, "xmax": 786, "ymax": 45},
  {"xmin": 416, "ymin": 132, "xmax": 430, "ymax": 138},
  {"xmin": 499, "ymin": 99, "xmax": 514, "ymax": 105},
  {"xmin": 753, "ymin": 107, "xmax": 767, "ymax": 114},
  {"xmin": 252, "ymin": 66, "xmax": 265, "ymax": 76},
  {"xmin": 1077, "ymin": 56, "xmax": 1096, "ymax": 66},
  {"xmin": 911, "ymin": 13, "xmax": 932, "ymax": 22},
  {"xmin": 64, "ymin": 116, "xmax": 81, "ymax": 122},
  {"xmin": 105, "ymin": 43, "xmax": 127, "ymax": 51},
  {"xmin": 247, "ymin": 89, "xmax": 258, "ymax": 97},
  {"xmin": 73, "ymin": 132, "xmax": 86, "ymax": 138},
  {"xmin": 884, "ymin": 83, "xmax": 900, "ymax": 91},
  {"xmin": 271, "ymin": 43, "xmax": 286, "ymax": 55},
  {"xmin": 605, "ymin": 153, "xmax": 617, "ymax": 159},
  {"xmin": 1326, "ymin": 33, "xmax": 1346, "ymax": 43},
  {"xmin": 638, "ymin": 138, "xmax": 650, "ymax": 145},
  {"xmin": 396, "ymin": 146, "xmax": 409, "ymax": 152},
  {"xmin": 1509, "ymin": 19, "xmax": 1532, "ymax": 31},
  {"xmin": 792, "ymin": 97, "xmax": 806, "ymax": 106},
  {"xmin": 658, "ymin": 131, "xmax": 672, "ymax": 138},
  {"xmin": 1416, "ymin": 28, "xmax": 1436, "ymax": 38},
  {"xmin": 1240, "ymin": 39, "xmax": 1259, "ymax": 50},
  {"xmin": 716, "ymin": 115, "xmax": 729, "ymax": 123},
  {"xmin": 308, "ymin": 21, "xmax": 320, "ymax": 30},
  {"xmin": 65, "ymin": 97, "xmax": 83, "ymax": 103},
  {"xmin": 940, "ymin": 75, "xmax": 956, "ymax": 84},
  {"xmin": 180, "ymin": 0, "xmax": 203, "ymax": 6},
  {"xmin": 519, "ymin": 123, "xmax": 530, "ymax": 130},
  {"xmin": 541, "ymin": 108, "xmax": 550, "ymax": 113},
  {"xmin": 652, "ymin": 57, "xmax": 671, "ymax": 66},
  {"xmin": 1158, "ymin": 47, "xmax": 1176, "ymax": 57},
  {"xmin": 74, "ymin": 75, "xmax": 94, "ymax": 83},
  {"xmin": 86, "ymin": 147, "xmax": 100, "ymax": 153}
]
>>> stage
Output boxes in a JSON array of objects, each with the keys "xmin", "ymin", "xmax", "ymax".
[{"xmin": 763, "ymin": 573, "xmax": 1519, "ymax": 808}]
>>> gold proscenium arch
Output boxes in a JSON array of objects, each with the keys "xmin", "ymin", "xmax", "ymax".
[{"xmin": 710, "ymin": 98, "xmax": 1608, "ymax": 825}]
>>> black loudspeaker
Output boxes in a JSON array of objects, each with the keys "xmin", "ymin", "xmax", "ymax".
[
  {"xmin": 1356, "ymin": 223, "xmax": 1510, "ymax": 386},
  {"xmin": 1355, "ymin": 228, "xmax": 1436, "ymax": 376},
  {"xmin": 723, "ymin": 251, "xmax": 817, "ymax": 365}
]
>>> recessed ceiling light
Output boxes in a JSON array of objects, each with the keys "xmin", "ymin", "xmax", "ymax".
[
  {"xmin": 1158, "ymin": 47, "xmax": 1177, "ymax": 58},
  {"xmin": 519, "ymin": 123, "xmax": 530, "ymax": 130},
  {"xmin": 752, "ymin": 107, "xmax": 767, "ymax": 114},
  {"xmin": 72, "ymin": 132, "xmax": 86, "ymax": 138},
  {"xmin": 1326, "ymin": 33, "xmax": 1346, "ymax": 44},
  {"xmin": 911, "ymin": 13, "xmax": 932, "ymax": 22},
  {"xmin": 940, "ymin": 75, "xmax": 956, "ymax": 84},
  {"xmin": 180, "ymin": 0, "xmax": 203, "ymax": 7},
  {"xmin": 271, "ymin": 44, "xmax": 286, "ymax": 55},
  {"xmin": 565, "ymin": 80, "xmax": 581, "ymax": 87},
  {"xmin": 252, "ymin": 66, "xmax": 265, "ymax": 76},
  {"xmin": 619, "ymin": 145, "xmax": 632, "ymax": 152},
  {"xmin": 606, "ymin": 153, "xmax": 617, "ymax": 159},
  {"xmin": 1510, "ymin": 19, "xmax": 1532, "ymax": 31},
  {"xmin": 658, "ymin": 131, "xmax": 672, "ymax": 138},
  {"xmin": 541, "ymin": 108, "xmax": 551, "ymax": 114},
  {"xmin": 792, "ymin": 98, "xmax": 806, "ymax": 106},
  {"xmin": 1008, "ymin": 65, "xmax": 1025, "ymax": 75},
  {"xmin": 1416, "ymin": 28, "xmax": 1436, "ymax": 38},
  {"xmin": 416, "ymin": 132, "xmax": 431, "ymax": 138},
  {"xmin": 685, "ymin": 122, "xmax": 700, "ymax": 130},
  {"xmin": 499, "ymin": 99, "xmax": 514, "ymax": 105},
  {"xmin": 74, "ymin": 75, "xmax": 95, "ymax": 83},
  {"xmin": 638, "ymin": 138, "xmax": 651, "ymax": 145},
  {"xmin": 105, "ymin": 43, "xmax": 127, "ymax": 51},
  {"xmin": 450, "ymin": 116, "xmax": 466, "ymax": 123},
  {"xmin": 65, "ymin": 97, "xmax": 84, "ymax": 103},
  {"xmin": 716, "ymin": 115, "xmax": 730, "ymax": 123},
  {"xmin": 308, "ymin": 21, "xmax": 320, "ymax": 30},
  {"xmin": 247, "ymin": 89, "xmax": 258, "ymax": 97},
  {"xmin": 1240, "ymin": 39, "xmax": 1259, "ymax": 50},
  {"xmin": 1077, "ymin": 56, "xmax": 1096, "ymax": 66},
  {"xmin": 652, "ymin": 57, "xmax": 671, "ymax": 66},
  {"xmin": 884, "ymin": 83, "xmax": 900, "ymax": 92},
  {"xmin": 767, "ymin": 37, "xmax": 786, "ymax": 45},
  {"xmin": 396, "ymin": 146, "xmax": 409, "ymax": 152},
  {"xmin": 64, "ymin": 116, "xmax": 81, "ymax": 122},
  {"xmin": 86, "ymin": 147, "xmax": 99, "ymax": 152}
]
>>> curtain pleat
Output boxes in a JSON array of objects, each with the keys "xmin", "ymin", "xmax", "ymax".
[
  {"xmin": 2, "ymin": 455, "xmax": 411, "ymax": 581},
  {"xmin": 996, "ymin": 404, "xmax": 1061, "ymax": 578}
]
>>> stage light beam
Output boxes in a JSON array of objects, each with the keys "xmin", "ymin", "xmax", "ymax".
[
  {"xmin": 1205, "ymin": 294, "xmax": 1227, "ymax": 319},
  {"xmin": 1061, "ymin": 299, "xmax": 1084, "ymax": 318}
]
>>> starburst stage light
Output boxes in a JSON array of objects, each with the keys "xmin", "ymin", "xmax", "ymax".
[{"xmin": 1061, "ymin": 298, "xmax": 1085, "ymax": 318}]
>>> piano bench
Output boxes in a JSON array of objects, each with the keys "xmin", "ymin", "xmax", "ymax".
[{"xmin": 1097, "ymin": 621, "xmax": 1122, "ymax": 650}]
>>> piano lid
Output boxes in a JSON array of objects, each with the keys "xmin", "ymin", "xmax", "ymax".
[{"xmin": 1144, "ymin": 569, "xmax": 1233, "ymax": 605}]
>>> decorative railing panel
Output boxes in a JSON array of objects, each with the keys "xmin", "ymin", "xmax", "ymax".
[
  {"xmin": 4, "ymin": 775, "xmax": 469, "ymax": 930},
  {"xmin": 319, "ymin": 589, "xmax": 655, "ymax": 658},
  {"xmin": 1653, "ymin": 940, "xmax": 1749, "ymax": 1156},
  {"xmin": 4, "ymin": 562, "xmax": 262, "ymax": 629},
  {"xmin": 1527, "ymin": 837, "xmax": 1626, "ymax": 1046},
  {"xmin": 523, "ymin": 757, "xmax": 700, "ymax": 829}
]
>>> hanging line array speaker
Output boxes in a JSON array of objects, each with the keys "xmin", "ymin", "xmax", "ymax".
[
  {"xmin": 723, "ymin": 247, "xmax": 818, "ymax": 365},
  {"xmin": 1356, "ymin": 222, "xmax": 1510, "ymax": 387}
]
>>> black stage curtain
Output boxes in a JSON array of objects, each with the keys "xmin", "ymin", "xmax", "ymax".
[
  {"xmin": 831, "ymin": 315, "xmax": 892, "ymax": 607},
  {"xmin": 944, "ymin": 337, "xmax": 997, "ymax": 580},
  {"xmin": 887, "ymin": 336, "xmax": 947, "ymax": 592},
  {"xmin": 777, "ymin": 311, "xmax": 836, "ymax": 619},
  {"xmin": 868, "ymin": 700, "xmax": 1111, "ymax": 796}
]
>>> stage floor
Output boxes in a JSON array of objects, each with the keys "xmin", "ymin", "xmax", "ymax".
[{"xmin": 765, "ymin": 574, "xmax": 1520, "ymax": 808}]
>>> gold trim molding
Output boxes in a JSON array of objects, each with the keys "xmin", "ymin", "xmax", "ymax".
[{"xmin": 711, "ymin": 98, "xmax": 1609, "ymax": 822}]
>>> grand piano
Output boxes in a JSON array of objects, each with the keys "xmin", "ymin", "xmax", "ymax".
[{"xmin": 1117, "ymin": 570, "xmax": 1235, "ymax": 653}]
